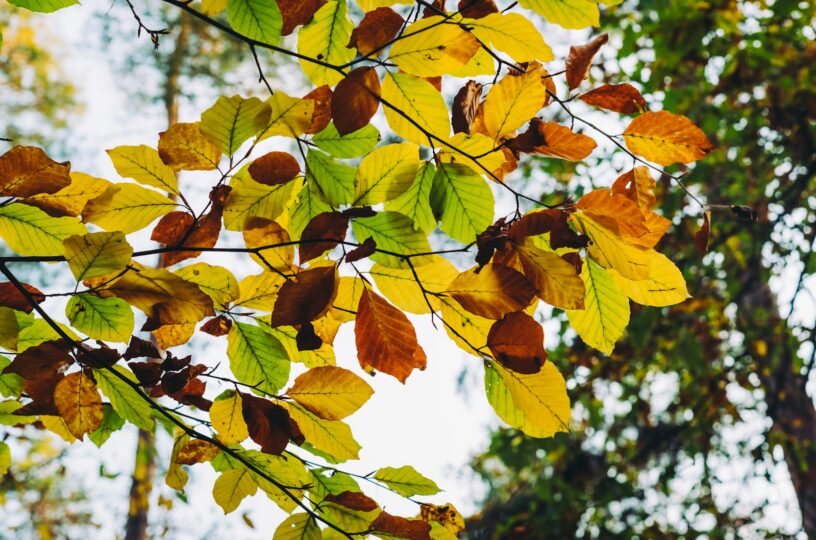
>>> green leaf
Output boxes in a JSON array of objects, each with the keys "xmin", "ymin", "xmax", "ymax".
[
  {"xmin": 312, "ymin": 123, "xmax": 380, "ymax": 159},
  {"xmin": 435, "ymin": 164, "xmax": 494, "ymax": 243},
  {"xmin": 289, "ymin": 180, "xmax": 333, "ymax": 238},
  {"xmin": 106, "ymin": 145, "xmax": 179, "ymax": 195},
  {"xmin": 286, "ymin": 403, "xmax": 361, "ymax": 463},
  {"xmin": 262, "ymin": 324, "xmax": 335, "ymax": 368},
  {"xmin": 213, "ymin": 469, "xmax": 258, "ymax": 514},
  {"xmin": 82, "ymin": 184, "xmax": 178, "ymax": 234},
  {"xmin": 0, "ymin": 399, "xmax": 35, "ymax": 426},
  {"xmin": 306, "ymin": 149, "xmax": 355, "ymax": 207},
  {"xmin": 227, "ymin": 0, "xmax": 283, "ymax": 45},
  {"xmin": 0, "ymin": 441, "xmax": 9, "ymax": 475},
  {"xmin": 273, "ymin": 513, "xmax": 322, "ymax": 540},
  {"xmin": 0, "ymin": 307, "xmax": 21, "ymax": 353},
  {"xmin": 223, "ymin": 170, "xmax": 300, "ymax": 231},
  {"xmin": 566, "ymin": 258, "xmax": 630, "ymax": 354},
  {"xmin": 384, "ymin": 162, "xmax": 437, "ymax": 234},
  {"xmin": 63, "ymin": 231, "xmax": 133, "ymax": 282},
  {"xmin": 6, "ymin": 0, "xmax": 77, "ymax": 13},
  {"xmin": 94, "ymin": 365, "xmax": 154, "ymax": 431},
  {"xmin": 227, "ymin": 321, "xmax": 290, "ymax": 395},
  {"xmin": 0, "ymin": 202, "xmax": 86, "ymax": 256},
  {"xmin": 297, "ymin": 0, "xmax": 355, "ymax": 86},
  {"xmin": 354, "ymin": 143, "xmax": 420, "ymax": 205},
  {"xmin": 0, "ymin": 356, "xmax": 23, "ymax": 398},
  {"xmin": 17, "ymin": 319, "xmax": 80, "ymax": 352},
  {"xmin": 88, "ymin": 404, "xmax": 125, "ymax": 447},
  {"xmin": 201, "ymin": 95, "xmax": 270, "ymax": 156},
  {"xmin": 174, "ymin": 263, "xmax": 240, "ymax": 310},
  {"xmin": 351, "ymin": 211, "xmax": 432, "ymax": 268},
  {"xmin": 373, "ymin": 465, "xmax": 441, "ymax": 497},
  {"xmin": 66, "ymin": 293, "xmax": 134, "ymax": 343}
]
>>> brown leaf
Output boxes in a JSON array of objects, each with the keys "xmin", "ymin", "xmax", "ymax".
[
  {"xmin": 75, "ymin": 345, "xmax": 120, "ymax": 369},
  {"xmin": 451, "ymin": 80, "xmax": 483, "ymax": 135},
  {"xmin": 332, "ymin": 67, "xmax": 381, "ymax": 136},
  {"xmin": 299, "ymin": 212, "xmax": 349, "ymax": 263},
  {"xmin": 161, "ymin": 364, "xmax": 205, "ymax": 395},
  {"xmin": 277, "ymin": 0, "xmax": 327, "ymax": 35},
  {"xmin": 296, "ymin": 322, "xmax": 323, "ymax": 351},
  {"xmin": 158, "ymin": 122, "xmax": 222, "ymax": 171},
  {"xmin": 508, "ymin": 119, "xmax": 597, "ymax": 161},
  {"xmin": 422, "ymin": 0, "xmax": 445, "ymax": 17},
  {"xmin": 123, "ymin": 336, "xmax": 161, "ymax": 360},
  {"xmin": 161, "ymin": 353, "xmax": 192, "ymax": 372},
  {"xmin": 54, "ymin": 372, "xmax": 103, "ymax": 439},
  {"xmin": 447, "ymin": 264, "xmax": 537, "ymax": 319},
  {"xmin": 241, "ymin": 393, "xmax": 293, "ymax": 455},
  {"xmin": 507, "ymin": 209, "xmax": 566, "ymax": 243},
  {"xmin": 162, "ymin": 187, "xmax": 229, "ymax": 267},
  {"xmin": 345, "ymin": 236, "xmax": 377, "ymax": 263},
  {"xmin": 271, "ymin": 265, "xmax": 339, "ymax": 327},
  {"xmin": 487, "ymin": 312, "xmax": 546, "ymax": 374},
  {"xmin": 419, "ymin": 503, "xmax": 465, "ymax": 533},
  {"xmin": 458, "ymin": 0, "xmax": 498, "ymax": 18},
  {"xmin": 0, "ymin": 146, "xmax": 71, "ymax": 198},
  {"xmin": 369, "ymin": 511, "xmax": 432, "ymax": 540},
  {"xmin": 355, "ymin": 287, "xmax": 425, "ymax": 383},
  {"xmin": 151, "ymin": 211, "xmax": 194, "ymax": 245},
  {"xmin": 248, "ymin": 151, "xmax": 301, "ymax": 186},
  {"xmin": 566, "ymin": 33, "xmax": 609, "ymax": 92},
  {"xmin": 303, "ymin": 85, "xmax": 333, "ymax": 134},
  {"xmin": 128, "ymin": 361, "xmax": 163, "ymax": 387},
  {"xmin": 3, "ymin": 340, "xmax": 73, "ymax": 380},
  {"xmin": 694, "ymin": 211, "xmax": 712, "ymax": 253},
  {"xmin": 0, "ymin": 282, "xmax": 45, "ymax": 313},
  {"xmin": 475, "ymin": 218, "xmax": 509, "ymax": 269},
  {"xmin": 201, "ymin": 315, "xmax": 232, "ymax": 337},
  {"xmin": 19, "ymin": 375, "xmax": 63, "ymax": 416},
  {"xmin": 349, "ymin": 7, "xmax": 404, "ymax": 55},
  {"xmin": 580, "ymin": 83, "xmax": 646, "ymax": 115},
  {"xmin": 175, "ymin": 439, "xmax": 220, "ymax": 465},
  {"xmin": 325, "ymin": 491, "xmax": 379, "ymax": 512}
]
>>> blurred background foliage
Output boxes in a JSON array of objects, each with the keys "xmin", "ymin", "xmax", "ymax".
[{"xmin": 468, "ymin": 0, "xmax": 815, "ymax": 538}]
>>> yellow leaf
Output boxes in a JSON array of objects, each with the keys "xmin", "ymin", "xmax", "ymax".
[
  {"xmin": 223, "ymin": 170, "xmax": 301, "ymax": 231},
  {"xmin": 106, "ymin": 145, "xmax": 179, "ymax": 195},
  {"xmin": 53, "ymin": 372, "xmax": 103, "ymax": 440},
  {"xmin": 566, "ymin": 259, "xmax": 629, "ymax": 354},
  {"xmin": 40, "ymin": 415, "xmax": 77, "ymax": 443},
  {"xmin": 236, "ymin": 272, "xmax": 286, "ymax": 312},
  {"xmin": 612, "ymin": 252, "xmax": 690, "ymax": 307},
  {"xmin": 518, "ymin": 0, "xmax": 599, "ymax": 29},
  {"xmin": 466, "ymin": 12, "xmax": 554, "ymax": 63},
  {"xmin": 298, "ymin": 1, "xmax": 355, "ymax": 86},
  {"xmin": 329, "ymin": 276, "xmax": 366, "ymax": 323},
  {"xmin": 483, "ymin": 63, "xmax": 548, "ymax": 141},
  {"xmin": 284, "ymin": 402, "xmax": 361, "ymax": 462},
  {"xmin": 450, "ymin": 46, "xmax": 495, "ymax": 77},
  {"xmin": 82, "ymin": 183, "xmax": 177, "ymax": 234},
  {"xmin": 382, "ymin": 72, "xmax": 451, "ymax": 145},
  {"xmin": 210, "ymin": 390, "xmax": 249, "ymax": 444},
  {"xmin": 574, "ymin": 214, "xmax": 653, "ymax": 280},
  {"xmin": 516, "ymin": 244, "xmax": 585, "ymax": 310},
  {"xmin": 356, "ymin": 0, "xmax": 411, "ymax": 10},
  {"xmin": 175, "ymin": 263, "xmax": 240, "ymax": 311},
  {"xmin": 158, "ymin": 122, "xmax": 222, "ymax": 171},
  {"xmin": 23, "ymin": 172, "xmax": 110, "ymax": 217},
  {"xmin": 201, "ymin": 95, "xmax": 270, "ymax": 156},
  {"xmin": 388, "ymin": 16, "xmax": 480, "ymax": 77},
  {"xmin": 201, "ymin": 0, "xmax": 227, "ymax": 16},
  {"xmin": 446, "ymin": 264, "xmax": 536, "ymax": 319},
  {"xmin": 0, "ymin": 202, "xmax": 86, "ymax": 257},
  {"xmin": 439, "ymin": 133, "xmax": 506, "ymax": 178},
  {"xmin": 623, "ymin": 111, "xmax": 714, "ymax": 166},
  {"xmin": 273, "ymin": 513, "xmax": 322, "ymax": 540},
  {"xmin": 369, "ymin": 256, "xmax": 458, "ymax": 314},
  {"xmin": 258, "ymin": 92, "xmax": 315, "ymax": 140},
  {"xmin": 213, "ymin": 469, "xmax": 257, "ymax": 514},
  {"xmin": 354, "ymin": 143, "xmax": 420, "ymax": 205},
  {"xmin": 287, "ymin": 366, "xmax": 373, "ymax": 420},
  {"xmin": 63, "ymin": 231, "xmax": 132, "ymax": 281},
  {"xmin": 484, "ymin": 360, "xmax": 570, "ymax": 438}
]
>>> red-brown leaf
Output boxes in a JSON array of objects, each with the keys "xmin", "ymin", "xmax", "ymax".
[
  {"xmin": 332, "ymin": 67, "xmax": 381, "ymax": 136},
  {"xmin": 2, "ymin": 340, "xmax": 73, "ymax": 379},
  {"xmin": 355, "ymin": 287, "xmax": 425, "ymax": 383},
  {"xmin": 201, "ymin": 315, "xmax": 232, "ymax": 337},
  {"xmin": 348, "ymin": 7, "xmax": 404, "ymax": 56},
  {"xmin": 345, "ymin": 236, "xmax": 376, "ymax": 263},
  {"xmin": 508, "ymin": 119, "xmax": 597, "ymax": 161},
  {"xmin": 123, "ymin": 336, "xmax": 161, "ymax": 360},
  {"xmin": 0, "ymin": 282, "xmax": 45, "ymax": 313},
  {"xmin": 295, "ymin": 321, "xmax": 323, "ymax": 351},
  {"xmin": 580, "ymin": 83, "xmax": 646, "ymax": 114},
  {"xmin": 0, "ymin": 146, "xmax": 71, "ymax": 198},
  {"xmin": 277, "ymin": 0, "xmax": 327, "ymax": 35},
  {"xmin": 566, "ymin": 33, "xmax": 609, "ymax": 92},
  {"xmin": 271, "ymin": 265, "xmax": 339, "ymax": 327},
  {"xmin": 487, "ymin": 312, "xmax": 547, "ymax": 374},
  {"xmin": 458, "ymin": 0, "xmax": 498, "ymax": 18},
  {"xmin": 303, "ymin": 85, "xmax": 333, "ymax": 134},
  {"xmin": 325, "ymin": 491, "xmax": 379, "ymax": 512},
  {"xmin": 694, "ymin": 211, "xmax": 712, "ymax": 253},
  {"xmin": 451, "ymin": 80, "xmax": 483, "ymax": 135},
  {"xmin": 369, "ymin": 511, "xmax": 432, "ymax": 540},
  {"xmin": 299, "ymin": 212, "xmax": 349, "ymax": 264},
  {"xmin": 151, "ymin": 211, "xmax": 194, "ymax": 245},
  {"xmin": 248, "ymin": 151, "xmax": 301, "ymax": 186},
  {"xmin": 241, "ymin": 393, "xmax": 292, "ymax": 455}
]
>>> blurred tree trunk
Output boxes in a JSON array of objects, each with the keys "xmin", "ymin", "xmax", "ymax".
[{"xmin": 123, "ymin": 17, "xmax": 189, "ymax": 540}]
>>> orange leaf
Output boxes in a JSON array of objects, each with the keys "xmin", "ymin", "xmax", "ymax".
[
  {"xmin": 348, "ymin": 7, "xmax": 404, "ymax": 56},
  {"xmin": 577, "ymin": 188, "xmax": 649, "ymax": 238},
  {"xmin": 516, "ymin": 245, "xmax": 585, "ymax": 310},
  {"xmin": 623, "ymin": 111, "xmax": 713, "ymax": 166},
  {"xmin": 447, "ymin": 264, "xmax": 536, "ymax": 319},
  {"xmin": 277, "ymin": 0, "xmax": 327, "ymax": 35},
  {"xmin": 0, "ymin": 281, "xmax": 45, "ymax": 313},
  {"xmin": 487, "ymin": 312, "xmax": 547, "ymax": 374},
  {"xmin": 303, "ymin": 85, "xmax": 333, "ymax": 134},
  {"xmin": 369, "ymin": 511, "xmax": 432, "ymax": 540},
  {"xmin": 451, "ymin": 80, "xmax": 483, "ymax": 135},
  {"xmin": 332, "ymin": 67, "xmax": 381, "ymax": 136},
  {"xmin": 54, "ymin": 372, "xmax": 103, "ymax": 439},
  {"xmin": 566, "ymin": 33, "xmax": 609, "ymax": 92},
  {"xmin": 248, "ymin": 151, "xmax": 301, "ymax": 186},
  {"xmin": 201, "ymin": 315, "xmax": 232, "ymax": 337},
  {"xmin": 325, "ymin": 491, "xmax": 378, "ymax": 512},
  {"xmin": 299, "ymin": 212, "xmax": 349, "ymax": 263},
  {"xmin": 151, "ymin": 211, "xmax": 194, "ymax": 245},
  {"xmin": 355, "ymin": 287, "xmax": 425, "ymax": 383},
  {"xmin": 580, "ymin": 83, "xmax": 646, "ymax": 114},
  {"xmin": 158, "ymin": 122, "xmax": 222, "ymax": 171},
  {"xmin": 508, "ymin": 120, "xmax": 597, "ymax": 162},
  {"xmin": 271, "ymin": 265, "xmax": 339, "ymax": 327},
  {"xmin": 0, "ymin": 146, "xmax": 71, "ymax": 198},
  {"xmin": 611, "ymin": 166, "xmax": 656, "ymax": 210}
]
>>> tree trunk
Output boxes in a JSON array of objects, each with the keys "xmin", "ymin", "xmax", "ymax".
[{"xmin": 123, "ymin": 16, "xmax": 189, "ymax": 540}]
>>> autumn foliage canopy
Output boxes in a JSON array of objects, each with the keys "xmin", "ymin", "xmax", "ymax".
[{"xmin": 0, "ymin": 0, "xmax": 715, "ymax": 537}]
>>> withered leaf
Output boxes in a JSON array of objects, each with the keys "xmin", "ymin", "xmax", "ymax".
[
  {"xmin": 566, "ymin": 33, "xmax": 609, "ymax": 92},
  {"xmin": 0, "ymin": 281, "xmax": 45, "ymax": 313},
  {"xmin": 345, "ymin": 236, "xmax": 376, "ymax": 263},
  {"xmin": 349, "ymin": 7, "xmax": 404, "ymax": 56},
  {"xmin": 299, "ymin": 212, "xmax": 349, "ymax": 264},
  {"xmin": 158, "ymin": 122, "xmax": 222, "ymax": 171},
  {"xmin": 271, "ymin": 265, "xmax": 339, "ymax": 327},
  {"xmin": 369, "ymin": 511, "xmax": 432, "ymax": 540},
  {"xmin": 128, "ymin": 361, "xmax": 163, "ymax": 387},
  {"xmin": 508, "ymin": 119, "xmax": 596, "ymax": 161},
  {"xmin": 332, "ymin": 67, "xmax": 381, "ymax": 136},
  {"xmin": 175, "ymin": 439, "xmax": 220, "ymax": 465},
  {"xmin": 248, "ymin": 152, "xmax": 301, "ymax": 186},
  {"xmin": 151, "ymin": 211, "xmax": 194, "ymax": 245},
  {"xmin": 201, "ymin": 315, "xmax": 232, "ymax": 337},
  {"xmin": 694, "ymin": 211, "xmax": 712, "ymax": 253},
  {"xmin": 277, "ymin": 0, "xmax": 327, "ymax": 35},
  {"xmin": 123, "ymin": 336, "xmax": 161, "ymax": 360},
  {"xmin": 487, "ymin": 312, "xmax": 547, "ymax": 374},
  {"xmin": 296, "ymin": 322, "xmax": 323, "ymax": 351},
  {"xmin": 451, "ymin": 81, "xmax": 483, "ymax": 135},
  {"xmin": 3, "ymin": 340, "xmax": 73, "ymax": 379},
  {"xmin": 54, "ymin": 372, "xmax": 103, "ymax": 439},
  {"xmin": 580, "ymin": 83, "xmax": 646, "ymax": 114},
  {"xmin": 303, "ymin": 85, "xmax": 333, "ymax": 134},
  {"xmin": 447, "ymin": 264, "xmax": 536, "ymax": 319},
  {"xmin": 458, "ymin": 0, "xmax": 498, "ymax": 18},
  {"xmin": 241, "ymin": 393, "xmax": 293, "ymax": 455},
  {"xmin": 324, "ymin": 491, "xmax": 379, "ymax": 512}
]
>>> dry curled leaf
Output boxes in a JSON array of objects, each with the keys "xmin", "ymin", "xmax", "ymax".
[
  {"xmin": 566, "ymin": 33, "xmax": 609, "ymax": 91},
  {"xmin": 580, "ymin": 83, "xmax": 646, "ymax": 114}
]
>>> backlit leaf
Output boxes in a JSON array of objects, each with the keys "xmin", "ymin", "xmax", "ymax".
[
  {"xmin": 373, "ymin": 465, "xmax": 440, "ymax": 497},
  {"xmin": 354, "ymin": 143, "xmax": 420, "ymax": 205},
  {"xmin": 623, "ymin": 111, "xmax": 714, "ymax": 166},
  {"xmin": 64, "ymin": 231, "xmax": 132, "ymax": 281},
  {"xmin": 435, "ymin": 163, "xmax": 494, "ymax": 244},
  {"xmin": 382, "ymin": 72, "xmax": 451, "ymax": 145},
  {"xmin": 66, "ymin": 293, "xmax": 134, "ymax": 343},
  {"xmin": 158, "ymin": 122, "xmax": 222, "ymax": 171},
  {"xmin": 388, "ymin": 16, "xmax": 480, "ymax": 77},
  {"xmin": 210, "ymin": 390, "xmax": 250, "ymax": 444},
  {"xmin": 0, "ymin": 202, "xmax": 86, "ymax": 256},
  {"xmin": 83, "ymin": 183, "xmax": 177, "ymax": 234},
  {"xmin": 517, "ymin": 0, "xmax": 599, "ymax": 29},
  {"xmin": 298, "ymin": 1, "xmax": 355, "ymax": 86},
  {"xmin": 54, "ymin": 372, "xmax": 103, "ymax": 439},
  {"xmin": 483, "ymin": 63, "xmax": 548, "ymax": 141},
  {"xmin": 227, "ymin": 321, "xmax": 290, "ymax": 395},
  {"xmin": 213, "ymin": 469, "xmax": 257, "ymax": 514},
  {"xmin": 106, "ymin": 145, "xmax": 179, "ymax": 195},
  {"xmin": 466, "ymin": 12, "xmax": 554, "ymax": 63},
  {"xmin": 94, "ymin": 365, "xmax": 154, "ymax": 431},
  {"xmin": 447, "ymin": 264, "xmax": 536, "ymax": 319},
  {"xmin": 332, "ymin": 67, "xmax": 381, "ymax": 136},
  {"xmin": 227, "ymin": 0, "xmax": 283, "ymax": 45},
  {"xmin": 312, "ymin": 123, "xmax": 380, "ymax": 159},
  {"xmin": 287, "ymin": 366, "xmax": 373, "ymax": 420},
  {"xmin": 566, "ymin": 259, "xmax": 630, "ymax": 354},
  {"xmin": 201, "ymin": 95, "xmax": 270, "ymax": 156}
]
